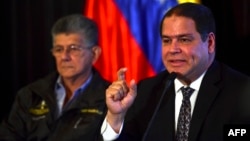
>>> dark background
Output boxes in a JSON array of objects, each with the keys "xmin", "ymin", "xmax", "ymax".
[{"xmin": 2, "ymin": 0, "xmax": 250, "ymax": 120}]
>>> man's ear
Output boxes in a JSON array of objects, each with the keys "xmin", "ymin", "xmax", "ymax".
[
  {"xmin": 207, "ymin": 32, "xmax": 215, "ymax": 53},
  {"xmin": 91, "ymin": 45, "xmax": 101, "ymax": 64}
]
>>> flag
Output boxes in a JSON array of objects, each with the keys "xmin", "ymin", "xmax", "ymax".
[{"xmin": 84, "ymin": 0, "xmax": 200, "ymax": 83}]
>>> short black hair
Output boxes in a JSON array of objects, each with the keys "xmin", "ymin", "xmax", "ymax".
[{"xmin": 160, "ymin": 2, "xmax": 216, "ymax": 41}]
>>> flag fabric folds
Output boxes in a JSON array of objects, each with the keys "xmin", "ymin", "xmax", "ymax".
[{"xmin": 84, "ymin": 0, "xmax": 200, "ymax": 83}]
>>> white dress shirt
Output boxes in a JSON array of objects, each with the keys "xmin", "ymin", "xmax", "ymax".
[{"xmin": 174, "ymin": 71, "xmax": 205, "ymax": 131}]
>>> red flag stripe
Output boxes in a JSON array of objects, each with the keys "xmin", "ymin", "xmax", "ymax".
[{"xmin": 84, "ymin": 0, "xmax": 156, "ymax": 83}]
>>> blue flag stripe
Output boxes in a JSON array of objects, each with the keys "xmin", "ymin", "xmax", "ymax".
[{"xmin": 113, "ymin": 0, "xmax": 178, "ymax": 73}]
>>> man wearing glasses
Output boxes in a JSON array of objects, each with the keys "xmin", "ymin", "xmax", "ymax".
[{"xmin": 0, "ymin": 14, "xmax": 110, "ymax": 141}]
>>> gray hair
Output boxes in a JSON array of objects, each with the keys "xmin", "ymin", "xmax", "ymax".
[{"xmin": 51, "ymin": 14, "xmax": 98, "ymax": 47}]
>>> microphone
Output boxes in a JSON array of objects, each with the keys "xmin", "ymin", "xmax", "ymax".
[{"xmin": 142, "ymin": 72, "xmax": 177, "ymax": 141}]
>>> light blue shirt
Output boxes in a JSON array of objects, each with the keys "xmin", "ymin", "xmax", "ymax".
[{"xmin": 54, "ymin": 74, "xmax": 93, "ymax": 116}]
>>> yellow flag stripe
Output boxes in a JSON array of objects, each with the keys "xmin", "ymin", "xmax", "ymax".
[{"xmin": 178, "ymin": 0, "xmax": 201, "ymax": 4}]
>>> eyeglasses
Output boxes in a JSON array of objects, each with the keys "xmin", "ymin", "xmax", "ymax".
[{"xmin": 51, "ymin": 45, "xmax": 91, "ymax": 56}]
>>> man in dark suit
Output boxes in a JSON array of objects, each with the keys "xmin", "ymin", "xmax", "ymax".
[{"xmin": 101, "ymin": 2, "xmax": 250, "ymax": 141}]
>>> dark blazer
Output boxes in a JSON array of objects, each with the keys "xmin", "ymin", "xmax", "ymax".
[
  {"xmin": 117, "ymin": 61, "xmax": 250, "ymax": 141},
  {"xmin": 0, "ymin": 68, "xmax": 110, "ymax": 141}
]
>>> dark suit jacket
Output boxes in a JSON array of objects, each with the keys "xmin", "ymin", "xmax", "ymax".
[{"xmin": 117, "ymin": 61, "xmax": 250, "ymax": 141}]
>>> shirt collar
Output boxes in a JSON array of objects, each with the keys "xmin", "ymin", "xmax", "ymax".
[
  {"xmin": 174, "ymin": 71, "xmax": 207, "ymax": 93},
  {"xmin": 55, "ymin": 73, "xmax": 93, "ymax": 92}
]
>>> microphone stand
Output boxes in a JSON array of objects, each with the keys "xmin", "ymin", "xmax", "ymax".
[{"xmin": 142, "ymin": 72, "xmax": 177, "ymax": 141}]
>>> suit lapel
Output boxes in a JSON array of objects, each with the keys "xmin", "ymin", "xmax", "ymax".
[{"xmin": 189, "ymin": 61, "xmax": 221, "ymax": 141}]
